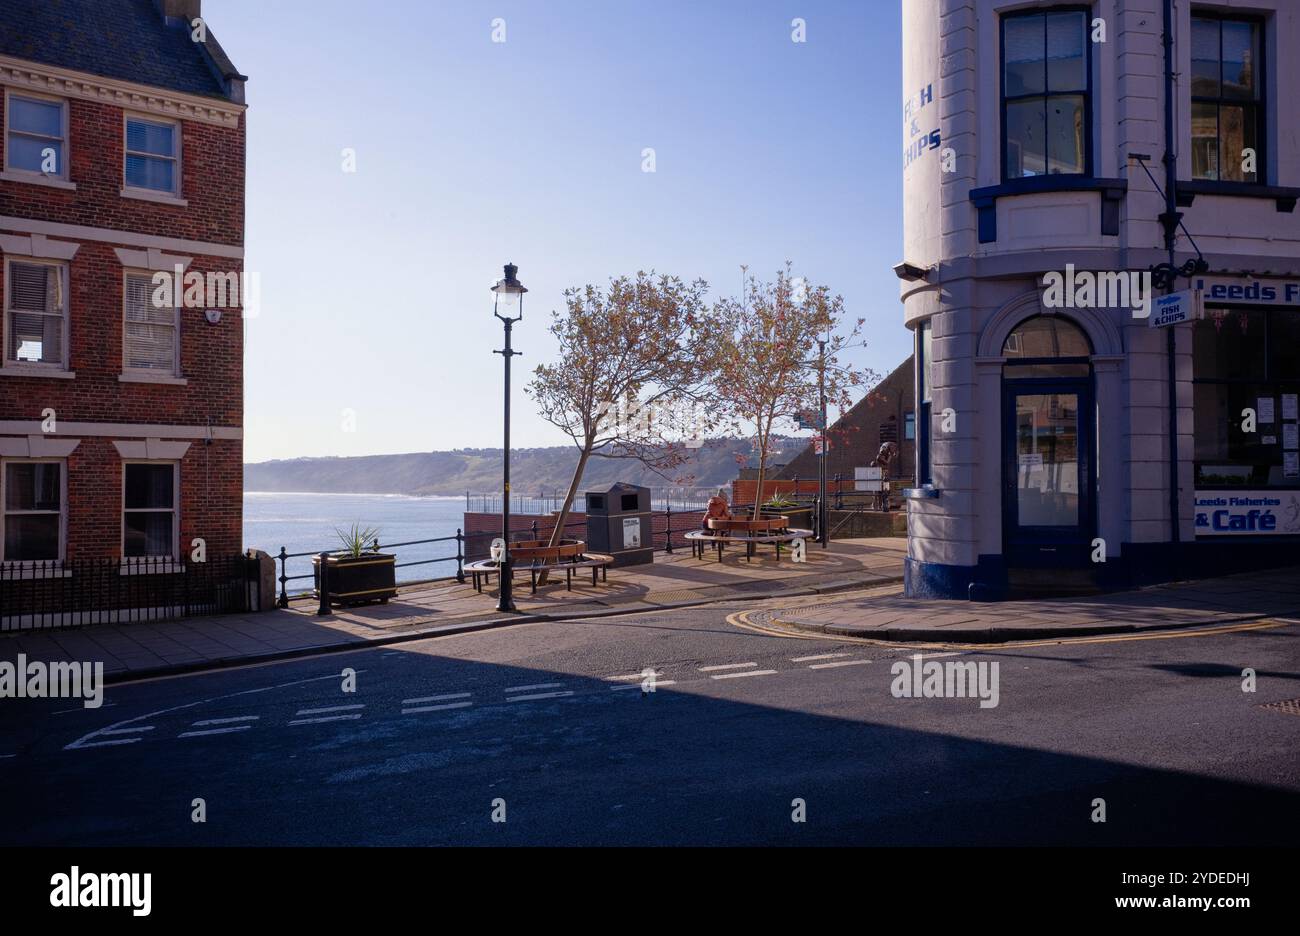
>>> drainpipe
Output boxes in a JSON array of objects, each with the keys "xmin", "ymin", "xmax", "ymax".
[{"xmin": 1162, "ymin": 0, "xmax": 1182, "ymax": 553}]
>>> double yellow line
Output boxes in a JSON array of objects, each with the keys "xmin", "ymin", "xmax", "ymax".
[{"xmin": 726, "ymin": 609, "xmax": 1291, "ymax": 650}]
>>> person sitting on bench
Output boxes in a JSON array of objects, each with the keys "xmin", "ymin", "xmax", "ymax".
[{"xmin": 703, "ymin": 492, "xmax": 732, "ymax": 534}]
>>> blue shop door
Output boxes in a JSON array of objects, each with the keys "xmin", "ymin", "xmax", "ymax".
[{"xmin": 1002, "ymin": 380, "xmax": 1096, "ymax": 568}]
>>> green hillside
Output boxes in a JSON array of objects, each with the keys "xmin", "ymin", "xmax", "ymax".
[{"xmin": 244, "ymin": 438, "xmax": 811, "ymax": 497}]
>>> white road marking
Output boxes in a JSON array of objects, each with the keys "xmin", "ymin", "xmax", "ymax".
[
  {"xmin": 699, "ymin": 662, "xmax": 757, "ymax": 672},
  {"xmin": 402, "ymin": 701, "xmax": 474, "ymax": 714},
  {"xmin": 54, "ymin": 703, "xmax": 116, "ymax": 715},
  {"xmin": 289, "ymin": 714, "xmax": 363, "ymax": 725},
  {"xmin": 294, "ymin": 704, "xmax": 364, "ymax": 716},
  {"xmin": 402, "ymin": 692, "xmax": 472, "ymax": 705},
  {"xmin": 65, "ymin": 671, "xmax": 361, "ymax": 751},
  {"xmin": 0, "ymin": 754, "xmax": 17, "ymax": 759},
  {"xmin": 808, "ymin": 659, "xmax": 872, "ymax": 670},
  {"xmin": 505, "ymin": 691, "xmax": 574, "ymax": 702},
  {"xmin": 710, "ymin": 669, "xmax": 778, "ymax": 680},
  {"xmin": 192, "ymin": 716, "xmax": 259, "ymax": 727},
  {"xmin": 791, "ymin": 652, "xmax": 851, "ymax": 663},
  {"xmin": 179, "ymin": 725, "xmax": 252, "ymax": 738},
  {"xmin": 503, "ymin": 682, "xmax": 564, "ymax": 693},
  {"xmin": 604, "ymin": 671, "xmax": 663, "ymax": 682},
  {"xmin": 610, "ymin": 680, "xmax": 677, "ymax": 691},
  {"xmin": 100, "ymin": 726, "xmax": 155, "ymax": 735}
]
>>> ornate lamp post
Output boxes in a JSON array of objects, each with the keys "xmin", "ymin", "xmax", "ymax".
[{"xmin": 492, "ymin": 262, "xmax": 526, "ymax": 612}]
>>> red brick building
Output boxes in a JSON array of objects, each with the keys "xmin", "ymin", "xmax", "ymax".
[
  {"xmin": 732, "ymin": 357, "xmax": 917, "ymax": 505},
  {"xmin": 0, "ymin": 0, "xmax": 246, "ymax": 568}
]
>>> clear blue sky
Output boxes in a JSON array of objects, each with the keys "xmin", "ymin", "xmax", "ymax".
[{"xmin": 220, "ymin": 0, "xmax": 906, "ymax": 463}]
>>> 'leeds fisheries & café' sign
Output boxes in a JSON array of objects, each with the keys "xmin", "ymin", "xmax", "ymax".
[{"xmin": 1194, "ymin": 491, "xmax": 1300, "ymax": 536}]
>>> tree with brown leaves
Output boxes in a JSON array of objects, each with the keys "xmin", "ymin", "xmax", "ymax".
[
  {"xmin": 708, "ymin": 264, "xmax": 873, "ymax": 520},
  {"xmin": 527, "ymin": 272, "xmax": 713, "ymax": 560}
]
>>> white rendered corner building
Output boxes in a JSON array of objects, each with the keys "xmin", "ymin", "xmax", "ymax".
[{"xmin": 899, "ymin": 0, "xmax": 1300, "ymax": 599}]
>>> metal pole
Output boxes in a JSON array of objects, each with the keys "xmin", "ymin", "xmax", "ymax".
[
  {"xmin": 497, "ymin": 318, "xmax": 517, "ymax": 612},
  {"xmin": 1162, "ymin": 0, "xmax": 1182, "ymax": 553},
  {"xmin": 818, "ymin": 338, "xmax": 828, "ymax": 547}
]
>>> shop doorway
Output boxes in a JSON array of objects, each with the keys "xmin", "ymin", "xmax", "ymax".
[{"xmin": 999, "ymin": 316, "xmax": 1097, "ymax": 568}]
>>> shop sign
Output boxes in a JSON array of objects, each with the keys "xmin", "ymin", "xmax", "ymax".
[
  {"xmin": 1194, "ymin": 491, "xmax": 1300, "ymax": 536},
  {"xmin": 1192, "ymin": 277, "xmax": 1300, "ymax": 306},
  {"xmin": 1149, "ymin": 288, "xmax": 1203, "ymax": 327}
]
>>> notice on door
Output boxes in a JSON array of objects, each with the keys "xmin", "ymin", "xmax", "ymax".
[{"xmin": 622, "ymin": 516, "xmax": 642, "ymax": 549}]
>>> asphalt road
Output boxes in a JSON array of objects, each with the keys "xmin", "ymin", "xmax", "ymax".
[{"xmin": 1, "ymin": 600, "xmax": 1298, "ymax": 845}]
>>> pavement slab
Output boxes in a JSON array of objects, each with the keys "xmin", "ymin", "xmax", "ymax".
[
  {"xmin": 775, "ymin": 566, "xmax": 1300, "ymax": 641},
  {"xmin": 0, "ymin": 538, "xmax": 907, "ymax": 679}
]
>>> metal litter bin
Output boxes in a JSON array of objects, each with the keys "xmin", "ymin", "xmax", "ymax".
[{"xmin": 585, "ymin": 482, "xmax": 654, "ymax": 567}]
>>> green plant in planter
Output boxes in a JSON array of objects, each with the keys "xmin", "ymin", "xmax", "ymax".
[
  {"xmin": 334, "ymin": 522, "xmax": 380, "ymax": 558},
  {"xmin": 763, "ymin": 494, "xmax": 798, "ymax": 510}
]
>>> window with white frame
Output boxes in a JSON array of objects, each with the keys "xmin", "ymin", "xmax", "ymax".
[
  {"xmin": 4, "ymin": 92, "xmax": 67, "ymax": 178},
  {"xmin": 4, "ymin": 258, "xmax": 67, "ymax": 367},
  {"xmin": 123, "ymin": 271, "xmax": 178, "ymax": 375},
  {"xmin": 2, "ymin": 460, "xmax": 64, "ymax": 562},
  {"xmin": 124, "ymin": 115, "xmax": 179, "ymax": 195},
  {"xmin": 123, "ymin": 462, "xmax": 178, "ymax": 559}
]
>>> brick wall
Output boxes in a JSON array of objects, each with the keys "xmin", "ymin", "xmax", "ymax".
[
  {"xmin": 0, "ymin": 246, "xmax": 243, "ymax": 426},
  {"xmin": 730, "ymin": 477, "xmax": 855, "ymax": 506},
  {"xmin": 0, "ymin": 79, "xmax": 245, "ymax": 565},
  {"xmin": 0, "ymin": 96, "xmax": 246, "ymax": 246},
  {"xmin": 776, "ymin": 356, "xmax": 916, "ymax": 485}
]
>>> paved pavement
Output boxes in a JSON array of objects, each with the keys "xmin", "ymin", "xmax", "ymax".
[
  {"xmin": 2, "ymin": 600, "xmax": 1296, "ymax": 845},
  {"xmin": 0, "ymin": 538, "xmax": 905, "ymax": 680},
  {"xmin": 773, "ymin": 566, "xmax": 1300, "ymax": 641}
]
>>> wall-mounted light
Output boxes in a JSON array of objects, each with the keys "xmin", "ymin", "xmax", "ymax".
[
  {"xmin": 204, "ymin": 309, "xmax": 222, "ymax": 324},
  {"xmin": 893, "ymin": 261, "xmax": 929, "ymax": 283}
]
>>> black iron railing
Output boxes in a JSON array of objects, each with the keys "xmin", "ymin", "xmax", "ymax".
[
  {"xmin": 0, "ymin": 554, "xmax": 259, "ymax": 632},
  {"xmin": 274, "ymin": 508, "xmax": 723, "ymax": 605}
]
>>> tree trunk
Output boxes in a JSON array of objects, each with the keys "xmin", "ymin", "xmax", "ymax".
[
  {"xmin": 538, "ymin": 443, "xmax": 593, "ymax": 585},
  {"xmin": 751, "ymin": 430, "xmax": 768, "ymax": 520}
]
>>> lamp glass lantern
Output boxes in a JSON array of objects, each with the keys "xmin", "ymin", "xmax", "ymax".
[{"xmin": 491, "ymin": 263, "xmax": 527, "ymax": 322}]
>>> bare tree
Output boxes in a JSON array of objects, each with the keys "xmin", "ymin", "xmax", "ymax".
[
  {"xmin": 709, "ymin": 264, "xmax": 872, "ymax": 519},
  {"xmin": 527, "ymin": 272, "xmax": 713, "ymax": 558}
]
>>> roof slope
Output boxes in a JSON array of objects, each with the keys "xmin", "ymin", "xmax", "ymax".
[{"xmin": 0, "ymin": 0, "xmax": 237, "ymax": 100}]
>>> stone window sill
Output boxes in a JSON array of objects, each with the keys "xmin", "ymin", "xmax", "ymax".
[
  {"xmin": 0, "ymin": 170, "xmax": 76, "ymax": 190},
  {"xmin": 119, "ymin": 373, "xmax": 187, "ymax": 386},
  {"xmin": 1176, "ymin": 179, "xmax": 1298, "ymax": 213},
  {"xmin": 969, "ymin": 176, "xmax": 1128, "ymax": 243},
  {"xmin": 120, "ymin": 186, "xmax": 188, "ymax": 208},
  {"xmin": 0, "ymin": 366, "xmax": 75, "ymax": 379}
]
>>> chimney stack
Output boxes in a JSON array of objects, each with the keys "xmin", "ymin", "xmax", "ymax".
[{"xmin": 158, "ymin": 0, "xmax": 201, "ymax": 22}]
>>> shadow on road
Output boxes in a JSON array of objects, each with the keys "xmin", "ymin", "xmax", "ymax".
[{"xmin": 1, "ymin": 649, "xmax": 1297, "ymax": 846}]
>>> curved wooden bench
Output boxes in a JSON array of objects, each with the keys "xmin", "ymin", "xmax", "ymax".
[
  {"xmin": 464, "ymin": 549, "xmax": 613, "ymax": 594},
  {"xmin": 685, "ymin": 527, "xmax": 813, "ymax": 563},
  {"xmin": 707, "ymin": 516, "xmax": 789, "ymax": 533},
  {"xmin": 507, "ymin": 539, "xmax": 588, "ymax": 562}
]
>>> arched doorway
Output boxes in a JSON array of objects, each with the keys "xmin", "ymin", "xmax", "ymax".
[{"xmin": 1000, "ymin": 315, "xmax": 1096, "ymax": 568}]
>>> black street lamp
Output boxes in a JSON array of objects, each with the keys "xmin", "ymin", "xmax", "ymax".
[{"xmin": 491, "ymin": 262, "xmax": 526, "ymax": 613}]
